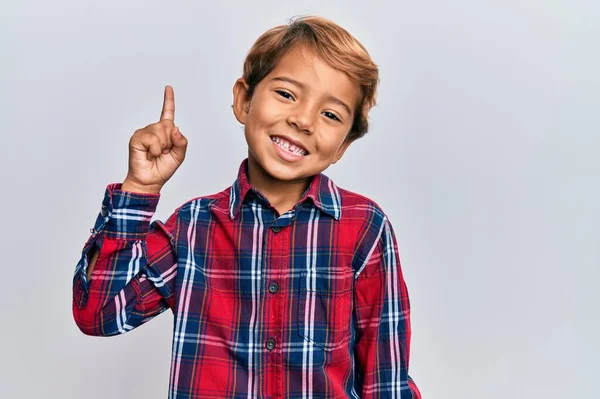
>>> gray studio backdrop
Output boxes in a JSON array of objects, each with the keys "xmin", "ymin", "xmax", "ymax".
[{"xmin": 1, "ymin": 1, "xmax": 598, "ymax": 398}]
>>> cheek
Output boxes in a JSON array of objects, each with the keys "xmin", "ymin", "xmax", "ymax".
[
  {"xmin": 315, "ymin": 128, "xmax": 349, "ymax": 152},
  {"xmin": 248, "ymin": 95, "xmax": 282, "ymax": 126}
]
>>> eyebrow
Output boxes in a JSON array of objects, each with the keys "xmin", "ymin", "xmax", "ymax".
[{"xmin": 271, "ymin": 76, "xmax": 353, "ymax": 116}]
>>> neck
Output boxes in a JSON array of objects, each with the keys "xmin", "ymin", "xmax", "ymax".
[{"xmin": 246, "ymin": 153, "xmax": 312, "ymax": 215}]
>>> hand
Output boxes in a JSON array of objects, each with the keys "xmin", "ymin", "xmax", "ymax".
[{"xmin": 121, "ymin": 85, "xmax": 188, "ymax": 194}]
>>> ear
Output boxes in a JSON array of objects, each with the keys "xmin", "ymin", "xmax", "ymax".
[
  {"xmin": 232, "ymin": 78, "xmax": 251, "ymax": 125},
  {"xmin": 331, "ymin": 136, "xmax": 354, "ymax": 164}
]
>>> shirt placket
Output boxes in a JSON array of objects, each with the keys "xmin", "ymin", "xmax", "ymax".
[{"xmin": 262, "ymin": 216, "xmax": 291, "ymax": 399}]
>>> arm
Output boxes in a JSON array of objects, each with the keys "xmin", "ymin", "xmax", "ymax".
[
  {"xmin": 72, "ymin": 183, "xmax": 179, "ymax": 336},
  {"xmin": 354, "ymin": 217, "xmax": 421, "ymax": 398}
]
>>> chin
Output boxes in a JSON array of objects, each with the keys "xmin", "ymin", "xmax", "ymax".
[{"xmin": 262, "ymin": 160, "xmax": 305, "ymax": 180}]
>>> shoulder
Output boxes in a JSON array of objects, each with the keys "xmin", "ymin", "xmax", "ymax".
[
  {"xmin": 149, "ymin": 187, "xmax": 228, "ymax": 234},
  {"xmin": 174, "ymin": 187, "xmax": 230, "ymax": 218},
  {"xmin": 336, "ymin": 184, "xmax": 388, "ymax": 226},
  {"xmin": 335, "ymin": 184, "xmax": 395, "ymax": 273}
]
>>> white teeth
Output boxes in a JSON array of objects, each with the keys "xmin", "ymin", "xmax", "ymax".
[{"xmin": 272, "ymin": 136, "xmax": 307, "ymax": 156}]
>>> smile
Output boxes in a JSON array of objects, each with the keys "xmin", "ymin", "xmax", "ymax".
[{"xmin": 271, "ymin": 136, "xmax": 309, "ymax": 156}]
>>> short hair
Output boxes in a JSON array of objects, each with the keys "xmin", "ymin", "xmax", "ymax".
[{"xmin": 242, "ymin": 15, "xmax": 379, "ymax": 143}]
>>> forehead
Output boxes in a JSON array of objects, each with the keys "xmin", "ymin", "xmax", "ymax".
[{"xmin": 266, "ymin": 45, "xmax": 360, "ymax": 108}]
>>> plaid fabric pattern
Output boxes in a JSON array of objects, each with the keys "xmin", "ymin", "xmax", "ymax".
[{"xmin": 72, "ymin": 158, "xmax": 421, "ymax": 398}]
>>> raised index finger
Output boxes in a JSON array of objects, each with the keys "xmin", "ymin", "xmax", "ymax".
[{"xmin": 160, "ymin": 85, "xmax": 175, "ymax": 121}]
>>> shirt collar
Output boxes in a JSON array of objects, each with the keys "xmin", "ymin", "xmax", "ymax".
[{"xmin": 229, "ymin": 158, "xmax": 342, "ymax": 221}]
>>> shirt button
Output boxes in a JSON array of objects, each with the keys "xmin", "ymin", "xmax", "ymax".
[
  {"xmin": 268, "ymin": 281, "xmax": 279, "ymax": 294},
  {"xmin": 265, "ymin": 338, "xmax": 276, "ymax": 351},
  {"xmin": 271, "ymin": 226, "xmax": 281, "ymax": 233}
]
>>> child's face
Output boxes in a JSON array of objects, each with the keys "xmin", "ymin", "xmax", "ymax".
[{"xmin": 233, "ymin": 45, "xmax": 360, "ymax": 184}]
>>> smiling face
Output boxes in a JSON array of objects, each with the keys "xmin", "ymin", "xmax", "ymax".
[{"xmin": 232, "ymin": 44, "xmax": 361, "ymax": 189}]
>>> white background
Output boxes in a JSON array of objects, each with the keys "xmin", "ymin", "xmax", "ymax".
[{"xmin": 1, "ymin": 0, "xmax": 598, "ymax": 398}]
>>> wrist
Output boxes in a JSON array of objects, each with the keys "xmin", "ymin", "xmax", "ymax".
[{"xmin": 121, "ymin": 179, "xmax": 162, "ymax": 194}]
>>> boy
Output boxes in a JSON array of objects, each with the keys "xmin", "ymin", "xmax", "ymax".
[{"xmin": 73, "ymin": 16, "xmax": 421, "ymax": 399}]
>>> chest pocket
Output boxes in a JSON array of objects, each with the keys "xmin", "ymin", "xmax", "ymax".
[{"xmin": 297, "ymin": 270, "xmax": 354, "ymax": 351}]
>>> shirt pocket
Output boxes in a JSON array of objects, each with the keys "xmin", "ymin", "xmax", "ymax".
[{"xmin": 297, "ymin": 270, "xmax": 354, "ymax": 351}]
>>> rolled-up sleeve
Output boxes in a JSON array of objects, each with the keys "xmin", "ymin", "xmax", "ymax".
[{"xmin": 72, "ymin": 183, "xmax": 179, "ymax": 336}]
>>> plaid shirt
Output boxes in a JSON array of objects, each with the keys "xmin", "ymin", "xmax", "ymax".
[{"xmin": 72, "ymin": 158, "xmax": 421, "ymax": 399}]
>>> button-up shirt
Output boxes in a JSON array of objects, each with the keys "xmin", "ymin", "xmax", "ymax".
[{"xmin": 72, "ymin": 158, "xmax": 421, "ymax": 398}]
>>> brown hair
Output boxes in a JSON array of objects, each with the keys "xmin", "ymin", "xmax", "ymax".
[{"xmin": 242, "ymin": 15, "xmax": 379, "ymax": 142}]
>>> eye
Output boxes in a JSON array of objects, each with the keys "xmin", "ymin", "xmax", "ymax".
[
  {"xmin": 323, "ymin": 111, "xmax": 341, "ymax": 122},
  {"xmin": 275, "ymin": 90, "xmax": 294, "ymax": 101}
]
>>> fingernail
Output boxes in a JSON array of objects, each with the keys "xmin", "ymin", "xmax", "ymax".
[{"xmin": 175, "ymin": 128, "xmax": 182, "ymax": 138}]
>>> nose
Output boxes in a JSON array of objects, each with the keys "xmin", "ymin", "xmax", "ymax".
[{"xmin": 286, "ymin": 104, "xmax": 315, "ymax": 134}]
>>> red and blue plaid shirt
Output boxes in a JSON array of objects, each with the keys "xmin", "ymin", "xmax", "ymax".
[{"xmin": 72, "ymin": 158, "xmax": 421, "ymax": 399}]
